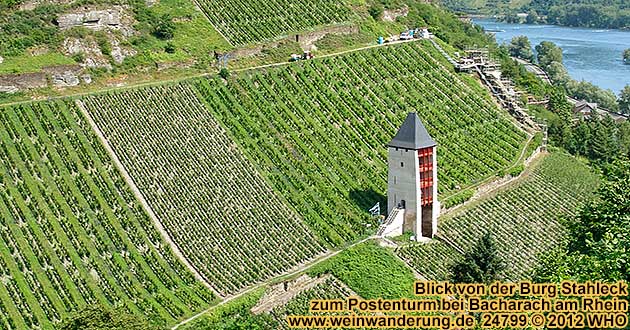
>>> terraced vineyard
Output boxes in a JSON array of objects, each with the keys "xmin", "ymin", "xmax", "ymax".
[
  {"xmin": 80, "ymin": 84, "xmax": 325, "ymax": 297},
  {"xmin": 194, "ymin": 41, "xmax": 528, "ymax": 246},
  {"xmin": 397, "ymin": 152, "xmax": 600, "ymax": 280},
  {"xmin": 268, "ymin": 276, "xmax": 355, "ymax": 329},
  {"xmin": 195, "ymin": 0, "xmax": 351, "ymax": 45},
  {"xmin": 0, "ymin": 101, "xmax": 215, "ymax": 329}
]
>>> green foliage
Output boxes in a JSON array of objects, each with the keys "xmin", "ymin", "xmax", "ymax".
[
  {"xmin": 399, "ymin": 153, "xmax": 600, "ymax": 281},
  {"xmin": 619, "ymin": 85, "xmax": 630, "ymax": 115},
  {"xmin": 153, "ymin": 14, "xmax": 176, "ymax": 40},
  {"xmin": 536, "ymin": 160, "xmax": 630, "ymax": 282},
  {"xmin": 368, "ymin": 4, "xmax": 384, "ymax": 20},
  {"xmin": 0, "ymin": 5, "xmax": 64, "ymax": 57},
  {"xmin": 450, "ymin": 233, "xmax": 506, "ymax": 284},
  {"xmin": 195, "ymin": 42, "xmax": 526, "ymax": 246},
  {"xmin": 0, "ymin": 52, "xmax": 75, "ymax": 74},
  {"xmin": 508, "ymin": 35, "xmax": 534, "ymax": 61},
  {"xmin": 0, "ymin": 101, "xmax": 216, "ymax": 328},
  {"xmin": 443, "ymin": 189, "xmax": 474, "ymax": 208},
  {"xmin": 399, "ymin": 2, "xmax": 494, "ymax": 50},
  {"xmin": 0, "ymin": 0, "xmax": 229, "ymax": 77},
  {"xmin": 94, "ymin": 32, "xmax": 112, "ymax": 56},
  {"xmin": 264, "ymin": 277, "xmax": 353, "ymax": 328},
  {"xmin": 508, "ymin": 164, "xmax": 524, "ymax": 176},
  {"xmin": 82, "ymin": 84, "xmax": 325, "ymax": 296},
  {"xmin": 71, "ymin": 52, "xmax": 86, "ymax": 63},
  {"xmin": 183, "ymin": 288, "xmax": 274, "ymax": 330},
  {"xmin": 218, "ymin": 67, "xmax": 230, "ymax": 79},
  {"xmin": 543, "ymin": 3, "xmax": 630, "ymax": 30},
  {"xmin": 0, "ymin": 0, "xmax": 22, "ymax": 8},
  {"xmin": 525, "ymin": 9, "xmax": 538, "ymax": 24},
  {"xmin": 564, "ymin": 115, "xmax": 629, "ymax": 164},
  {"xmin": 309, "ymin": 241, "xmax": 416, "ymax": 299},
  {"xmin": 547, "ymin": 87, "xmax": 573, "ymax": 146},
  {"xmin": 545, "ymin": 61, "xmax": 570, "ymax": 85},
  {"xmin": 535, "ymin": 41, "xmax": 562, "ymax": 69},
  {"xmin": 164, "ymin": 41, "xmax": 176, "ymax": 53},
  {"xmin": 60, "ymin": 304, "xmax": 164, "ymax": 330},
  {"xmin": 497, "ymin": 47, "xmax": 549, "ymax": 98},
  {"xmin": 565, "ymin": 79, "xmax": 618, "ymax": 111},
  {"xmin": 624, "ymin": 49, "xmax": 630, "ymax": 63},
  {"xmin": 194, "ymin": 0, "xmax": 350, "ymax": 45},
  {"xmin": 186, "ymin": 306, "xmax": 276, "ymax": 330}
]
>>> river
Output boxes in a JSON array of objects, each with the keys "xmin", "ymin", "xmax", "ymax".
[{"xmin": 473, "ymin": 19, "xmax": 630, "ymax": 95}]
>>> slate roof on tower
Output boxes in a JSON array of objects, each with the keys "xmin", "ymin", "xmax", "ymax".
[{"xmin": 387, "ymin": 112, "xmax": 436, "ymax": 150}]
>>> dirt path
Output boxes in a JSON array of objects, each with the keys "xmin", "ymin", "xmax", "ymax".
[
  {"xmin": 0, "ymin": 39, "xmax": 421, "ymax": 109},
  {"xmin": 75, "ymin": 100, "xmax": 219, "ymax": 296},
  {"xmin": 171, "ymin": 236, "xmax": 376, "ymax": 329}
]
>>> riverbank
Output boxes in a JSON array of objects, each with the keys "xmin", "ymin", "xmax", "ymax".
[{"xmin": 474, "ymin": 18, "xmax": 630, "ymax": 94}]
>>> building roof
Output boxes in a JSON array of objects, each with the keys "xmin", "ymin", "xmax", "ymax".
[
  {"xmin": 387, "ymin": 112, "xmax": 436, "ymax": 150},
  {"xmin": 574, "ymin": 100, "xmax": 598, "ymax": 113}
]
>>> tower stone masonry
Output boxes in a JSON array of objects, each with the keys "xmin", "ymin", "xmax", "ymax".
[{"xmin": 386, "ymin": 112, "xmax": 440, "ymax": 241}]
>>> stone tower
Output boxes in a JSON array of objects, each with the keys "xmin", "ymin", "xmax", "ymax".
[{"xmin": 385, "ymin": 112, "xmax": 439, "ymax": 241}]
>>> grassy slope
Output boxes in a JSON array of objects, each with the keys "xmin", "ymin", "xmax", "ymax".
[
  {"xmin": 309, "ymin": 241, "xmax": 416, "ymax": 299},
  {"xmin": 0, "ymin": 0, "xmax": 230, "ymax": 75},
  {"xmin": 193, "ymin": 40, "xmax": 527, "ymax": 246},
  {"xmin": 0, "ymin": 100, "xmax": 215, "ymax": 329},
  {"xmin": 397, "ymin": 152, "xmax": 600, "ymax": 281}
]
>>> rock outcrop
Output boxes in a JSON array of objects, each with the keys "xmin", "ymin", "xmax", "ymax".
[
  {"xmin": 43, "ymin": 65, "xmax": 83, "ymax": 87},
  {"xmin": 110, "ymin": 38, "xmax": 137, "ymax": 64},
  {"xmin": 0, "ymin": 73, "xmax": 47, "ymax": 93},
  {"xmin": 63, "ymin": 37, "xmax": 112, "ymax": 69},
  {"xmin": 0, "ymin": 65, "xmax": 91, "ymax": 93},
  {"xmin": 57, "ymin": 6, "xmax": 135, "ymax": 36},
  {"xmin": 296, "ymin": 25, "xmax": 359, "ymax": 50},
  {"xmin": 155, "ymin": 59, "xmax": 196, "ymax": 71},
  {"xmin": 383, "ymin": 6, "xmax": 409, "ymax": 22}
]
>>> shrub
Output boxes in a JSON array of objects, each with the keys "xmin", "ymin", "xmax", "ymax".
[
  {"xmin": 219, "ymin": 68, "xmax": 230, "ymax": 79},
  {"xmin": 164, "ymin": 42, "xmax": 176, "ymax": 54},
  {"xmin": 153, "ymin": 14, "xmax": 175, "ymax": 40},
  {"xmin": 368, "ymin": 4, "xmax": 384, "ymax": 20},
  {"xmin": 509, "ymin": 165, "xmax": 525, "ymax": 177}
]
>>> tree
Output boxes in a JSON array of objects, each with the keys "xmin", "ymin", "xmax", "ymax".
[
  {"xmin": 565, "ymin": 80, "xmax": 619, "ymax": 111},
  {"xmin": 368, "ymin": 4, "xmax": 384, "ymax": 20},
  {"xmin": 508, "ymin": 36, "xmax": 534, "ymax": 62},
  {"xmin": 525, "ymin": 9, "xmax": 539, "ymax": 24},
  {"xmin": 535, "ymin": 41, "xmax": 563, "ymax": 69},
  {"xmin": 624, "ymin": 49, "xmax": 630, "ymax": 64},
  {"xmin": 60, "ymin": 304, "xmax": 164, "ymax": 330},
  {"xmin": 219, "ymin": 68, "xmax": 230, "ymax": 79},
  {"xmin": 153, "ymin": 14, "xmax": 175, "ymax": 40},
  {"xmin": 619, "ymin": 85, "xmax": 630, "ymax": 115},
  {"xmin": 536, "ymin": 160, "xmax": 630, "ymax": 283},
  {"xmin": 164, "ymin": 42, "xmax": 176, "ymax": 54},
  {"xmin": 589, "ymin": 117, "xmax": 620, "ymax": 163},
  {"xmin": 450, "ymin": 233, "xmax": 505, "ymax": 284},
  {"xmin": 545, "ymin": 61, "xmax": 570, "ymax": 85}
]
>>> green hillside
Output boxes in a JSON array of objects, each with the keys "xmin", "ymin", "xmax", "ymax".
[
  {"xmin": 193, "ymin": 41, "xmax": 528, "ymax": 246},
  {"xmin": 397, "ymin": 152, "xmax": 600, "ymax": 280},
  {"xmin": 80, "ymin": 84, "xmax": 325, "ymax": 297},
  {"xmin": 194, "ymin": 0, "xmax": 352, "ymax": 46},
  {"xmin": 0, "ymin": 101, "xmax": 215, "ymax": 329}
]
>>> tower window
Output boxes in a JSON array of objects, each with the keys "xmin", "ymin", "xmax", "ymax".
[{"xmin": 401, "ymin": 162, "xmax": 404, "ymax": 167}]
